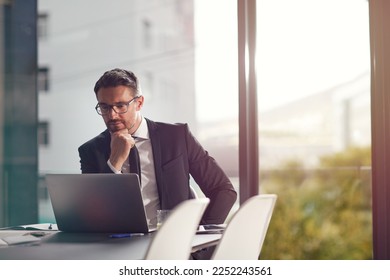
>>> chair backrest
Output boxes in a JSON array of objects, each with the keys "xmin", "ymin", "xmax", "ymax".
[
  {"xmin": 144, "ymin": 198, "xmax": 210, "ymax": 260},
  {"xmin": 211, "ymin": 194, "xmax": 277, "ymax": 260}
]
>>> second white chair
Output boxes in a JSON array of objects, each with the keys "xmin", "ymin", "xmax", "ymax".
[
  {"xmin": 145, "ymin": 197, "xmax": 210, "ymax": 260},
  {"xmin": 211, "ymin": 194, "xmax": 277, "ymax": 260}
]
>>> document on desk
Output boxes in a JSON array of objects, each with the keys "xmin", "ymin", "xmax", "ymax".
[
  {"xmin": 0, "ymin": 226, "xmax": 57, "ymax": 246},
  {"xmin": 0, "ymin": 223, "xmax": 58, "ymax": 231},
  {"xmin": 0, "ymin": 238, "xmax": 7, "ymax": 246},
  {"xmin": 0, "ymin": 235, "xmax": 41, "ymax": 246}
]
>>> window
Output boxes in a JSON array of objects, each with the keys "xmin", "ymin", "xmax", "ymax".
[
  {"xmin": 38, "ymin": 121, "xmax": 50, "ymax": 146},
  {"xmin": 142, "ymin": 19, "xmax": 152, "ymax": 48},
  {"xmin": 38, "ymin": 67, "xmax": 50, "ymax": 92},
  {"xmin": 257, "ymin": 0, "xmax": 371, "ymax": 259},
  {"xmin": 142, "ymin": 71, "xmax": 154, "ymax": 101},
  {"xmin": 38, "ymin": 13, "xmax": 49, "ymax": 40}
]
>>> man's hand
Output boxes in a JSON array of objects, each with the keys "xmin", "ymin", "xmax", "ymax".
[{"xmin": 109, "ymin": 129, "xmax": 136, "ymax": 171}]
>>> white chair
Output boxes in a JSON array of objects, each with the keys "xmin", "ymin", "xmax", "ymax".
[
  {"xmin": 211, "ymin": 194, "xmax": 277, "ymax": 260},
  {"xmin": 145, "ymin": 198, "xmax": 210, "ymax": 260}
]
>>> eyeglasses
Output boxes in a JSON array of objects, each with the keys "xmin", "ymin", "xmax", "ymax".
[{"xmin": 95, "ymin": 96, "xmax": 140, "ymax": 115}]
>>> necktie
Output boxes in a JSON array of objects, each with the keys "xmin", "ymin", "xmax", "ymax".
[{"xmin": 129, "ymin": 144, "xmax": 141, "ymax": 183}]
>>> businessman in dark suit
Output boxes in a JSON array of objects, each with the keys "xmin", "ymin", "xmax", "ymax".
[{"xmin": 78, "ymin": 68, "xmax": 237, "ymax": 231}]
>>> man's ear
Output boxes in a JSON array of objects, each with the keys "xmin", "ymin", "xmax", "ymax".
[{"xmin": 136, "ymin": 95, "xmax": 144, "ymax": 111}]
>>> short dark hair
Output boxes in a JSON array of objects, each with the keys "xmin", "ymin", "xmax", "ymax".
[{"xmin": 94, "ymin": 68, "xmax": 140, "ymax": 96}]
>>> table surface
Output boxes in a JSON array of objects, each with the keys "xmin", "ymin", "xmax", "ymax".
[{"xmin": 0, "ymin": 225, "xmax": 221, "ymax": 260}]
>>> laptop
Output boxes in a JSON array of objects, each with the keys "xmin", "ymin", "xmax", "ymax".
[{"xmin": 46, "ymin": 173, "xmax": 156, "ymax": 233}]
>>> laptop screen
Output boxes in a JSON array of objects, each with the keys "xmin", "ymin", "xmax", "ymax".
[{"xmin": 46, "ymin": 174, "xmax": 153, "ymax": 233}]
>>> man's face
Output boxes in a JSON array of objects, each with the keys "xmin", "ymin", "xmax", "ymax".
[{"xmin": 96, "ymin": 85, "xmax": 143, "ymax": 133}]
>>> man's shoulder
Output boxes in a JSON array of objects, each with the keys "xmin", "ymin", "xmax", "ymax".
[
  {"xmin": 146, "ymin": 118, "xmax": 189, "ymax": 132},
  {"xmin": 78, "ymin": 130, "xmax": 110, "ymax": 150}
]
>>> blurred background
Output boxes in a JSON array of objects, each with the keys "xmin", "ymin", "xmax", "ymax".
[{"xmin": 2, "ymin": 0, "xmax": 371, "ymax": 259}]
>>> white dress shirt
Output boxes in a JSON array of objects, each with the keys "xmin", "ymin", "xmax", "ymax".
[{"xmin": 107, "ymin": 117, "xmax": 160, "ymax": 227}]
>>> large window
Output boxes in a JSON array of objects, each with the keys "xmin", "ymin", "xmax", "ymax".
[
  {"xmin": 4, "ymin": 0, "xmax": 390, "ymax": 259},
  {"xmin": 257, "ymin": 0, "xmax": 371, "ymax": 259}
]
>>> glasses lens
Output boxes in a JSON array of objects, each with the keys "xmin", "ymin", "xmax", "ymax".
[
  {"xmin": 96, "ymin": 98, "xmax": 137, "ymax": 115},
  {"xmin": 113, "ymin": 104, "xmax": 128, "ymax": 114},
  {"xmin": 97, "ymin": 104, "xmax": 110, "ymax": 115}
]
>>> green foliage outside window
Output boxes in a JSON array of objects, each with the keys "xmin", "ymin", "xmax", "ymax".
[{"xmin": 260, "ymin": 147, "xmax": 372, "ymax": 259}]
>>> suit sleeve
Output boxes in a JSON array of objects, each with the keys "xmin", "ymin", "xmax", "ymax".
[
  {"xmin": 78, "ymin": 140, "xmax": 114, "ymax": 174},
  {"xmin": 184, "ymin": 124, "xmax": 237, "ymax": 224}
]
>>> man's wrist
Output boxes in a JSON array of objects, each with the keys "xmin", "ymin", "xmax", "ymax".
[{"xmin": 107, "ymin": 159, "xmax": 122, "ymax": 174}]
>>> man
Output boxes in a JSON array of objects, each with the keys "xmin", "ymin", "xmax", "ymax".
[{"xmin": 78, "ymin": 68, "xmax": 237, "ymax": 229}]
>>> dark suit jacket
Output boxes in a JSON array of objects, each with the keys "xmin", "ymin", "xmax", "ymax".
[{"xmin": 78, "ymin": 118, "xmax": 237, "ymax": 224}]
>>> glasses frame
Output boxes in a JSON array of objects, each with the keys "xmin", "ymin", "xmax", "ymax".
[{"xmin": 95, "ymin": 96, "xmax": 140, "ymax": 115}]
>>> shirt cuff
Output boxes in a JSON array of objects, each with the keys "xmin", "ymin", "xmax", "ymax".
[{"xmin": 107, "ymin": 159, "xmax": 122, "ymax": 174}]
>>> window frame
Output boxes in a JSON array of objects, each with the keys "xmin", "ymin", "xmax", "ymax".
[
  {"xmin": 237, "ymin": 0, "xmax": 259, "ymax": 204},
  {"xmin": 369, "ymin": 0, "xmax": 390, "ymax": 260}
]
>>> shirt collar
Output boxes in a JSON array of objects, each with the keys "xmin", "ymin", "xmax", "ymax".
[{"xmin": 132, "ymin": 116, "xmax": 149, "ymax": 140}]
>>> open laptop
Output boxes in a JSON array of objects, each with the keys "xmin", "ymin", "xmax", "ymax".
[{"xmin": 46, "ymin": 173, "xmax": 156, "ymax": 233}]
